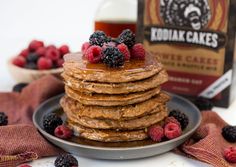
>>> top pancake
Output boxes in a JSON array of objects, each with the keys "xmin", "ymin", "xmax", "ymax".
[{"xmin": 63, "ymin": 52, "xmax": 164, "ymax": 83}]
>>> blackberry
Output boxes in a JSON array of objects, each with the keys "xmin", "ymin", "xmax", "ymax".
[
  {"xmin": 0, "ymin": 112, "xmax": 8, "ymax": 126},
  {"xmin": 54, "ymin": 154, "xmax": 78, "ymax": 167},
  {"xmin": 194, "ymin": 97, "xmax": 214, "ymax": 111},
  {"xmin": 43, "ymin": 113, "xmax": 63, "ymax": 134},
  {"xmin": 12, "ymin": 83, "xmax": 28, "ymax": 92},
  {"xmin": 222, "ymin": 125, "xmax": 236, "ymax": 143},
  {"xmin": 169, "ymin": 110, "xmax": 189, "ymax": 130},
  {"xmin": 118, "ymin": 29, "xmax": 135, "ymax": 48},
  {"xmin": 102, "ymin": 47, "xmax": 124, "ymax": 68},
  {"xmin": 26, "ymin": 53, "xmax": 39, "ymax": 63},
  {"xmin": 89, "ymin": 31, "xmax": 108, "ymax": 46},
  {"xmin": 24, "ymin": 62, "xmax": 38, "ymax": 70}
]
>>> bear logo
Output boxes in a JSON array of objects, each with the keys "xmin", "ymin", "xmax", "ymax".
[{"xmin": 160, "ymin": 0, "xmax": 211, "ymax": 30}]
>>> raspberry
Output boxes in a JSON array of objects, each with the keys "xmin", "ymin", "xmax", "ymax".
[
  {"xmin": 35, "ymin": 47, "xmax": 46, "ymax": 57},
  {"xmin": 54, "ymin": 125, "xmax": 73, "ymax": 139},
  {"xmin": 18, "ymin": 164, "xmax": 32, "ymax": 167},
  {"xmin": 12, "ymin": 83, "xmax": 28, "ymax": 92},
  {"xmin": 12, "ymin": 56, "xmax": 26, "ymax": 67},
  {"xmin": 222, "ymin": 125, "xmax": 236, "ymax": 143},
  {"xmin": 28, "ymin": 40, "xmax": 44, "ymax": 52},
  {"xmin": 130, "ymin": 43, "xmax": 146, "ymax": 60},
  {"xmin": 45, "ymin": 47, "xmax": 60, "ymax": 61},
  {"xmin": 194, "ymin": 97, "xmax": 214, "ymax": 111},
  {"xmin": 117, "ymin": 43, "xmax": 130, "ymax": 61},
  {"xmin": 89, "ymin": 31, "xmax": 108, "ymax": 46},
  {"xmin": 164, "ymin": 122, "xmax": 182, "ymax": 140},
  {"xmin": 102, "ymin": 47, "xmax": 124, "ymax": 68},
  {"xmin": 24, "ymin": 62, "xmax": 37, "ymax": 70},
  {"xmin": 165, "ymin": 116, "xmax": 181, "ymax": 127},
  {"xmin": 37, "ymin": 57, "xmax": 53, "ymax": 70},
  {"xmin": 26, "ymin": 53, "xmax": 39, "ymax": 63},
  {"xmin": 224, "ymin": 146, "xmax": 236, "ymax": 163},
  {"xmin": 59, "ymin": 45, "xmax": 70, "ymax": 56},
  {"xmin": 85, "ymin": 45, "xmax": 102, "ymax": 63},
  {"xmin": 46, "ymin": 45, "xmax": 57, "ymax": 50},
  {"xmin": 81, "ymin": 42, "xmax": 91, "ymax": 55},
  {"xmin": 0, "ymin": 112, "xmax": 8, "ymax": 126},
  {"xmin": 19, "ymin": 49, "xmax": 29, "ymax": 58},
  {"xmin": 169, "ymin": 110, "xmax": 189, "ymax": 130},
  {"xmin": 148, "ymin": 125, "xmax": 164, "ymax": 142},
  {"xmin": 54, "ymin": 154, "xmax": 78, "ymax": 167},
  {"xmin": 43, "ymin": 113, "xmax": 63, "ymax": 134},
  {"xmin": 56, "ymin": 59, "xmax": 64, "ymax": 68},
  {"xmin": 118, "ymin": 29, "xmax": 135, "ymax": 48}
]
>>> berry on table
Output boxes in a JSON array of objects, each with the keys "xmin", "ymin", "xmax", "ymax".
[
  {"xmin": 26, "ymin": 53, "xmax": 39, "ymax": 63},
  {"xmin": 12, "ymin": 56, "xmax": 26, "ymax": 67},
  {"xmin": 54, "ymin": 154, "xmax": 78, "ymax": 167},
  {"xmin": 0, "ymin": 112, "xmax": 8, "ymax": 126},
  {"xmin": 45, "ymin": 47, "xmax": 60, "ymax": 61},
  {"xmin": 148, "ymin": 125, "xmax": 164, "ymax": 142},
  {"xmin": 118, "ymin": 29, "xmax": 135, "ymax": 48},
  {"xmin": 37, "ymin": 57, "xmax": 53, "ymax": 70},
  {"xmin": 85, "ymin": 45, "xmax": 102, "ymax": 63},
  {"xmin": 59, "ymin": 45, "xmax": 70, "ymax": 56},
  {"xmin": 130, "ymin": 43, "xmax": 146, "ymax": 60},
  {"xmin": 12, "ymin": 83, "xmax": 28, "ymax": 92},
  {"xmin": 54, "ymin": 125, "xmax": 73, "ymax": 139},
  {"xmin": 224, "ymin": 146, "xmax": 236, "ymax": 163},
  {"xmin": 28, "ymin": 40, "xmax": 44, "ymax": 52},
  {"xmin": 19, "ymin": 49, "xmax": 29, "ymax": 58},
  {"xmin": 169, "ymin": 110, "xmax": 189, "ymax": 130},
  {"xmin": 164, "ymin": 122, "xmax": 182, "ymax": 140},
  {"xmin": 24, "ymin": 62, "xmax": 38, "ymax": 70},
  {"xmin": 43, "ymin": 113, "xmax": 63, "ymax": 134},
  {"xmin": 102, "ymin": 47, "xmax": 124, "ymax": 68},
  {"xmin": 194, "ymin": 97, "xmax": 214, "ymax": 111},
  {"xmin": 89, "ymin": 31, "xmax": 108, "ymax": 46},
  {"xmin": 81, "ymin": 42, "xmax": 91, "ymax": 55},
  {"xmin": 222, "ymin": 125, "xmax": 236, "ymax": 143},
  {"xmin": 117, "ymin": 43, "xmax": 130, "ymax": 61}
]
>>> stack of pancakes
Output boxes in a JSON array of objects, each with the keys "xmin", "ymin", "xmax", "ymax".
[{"xmin": 60, "ymin": 52, "xmax": 170, "ymax": 142}]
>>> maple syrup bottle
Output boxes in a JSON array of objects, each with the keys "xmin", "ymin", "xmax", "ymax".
[{"xmin": 94, "ymin": 0, "xmax": 137, "ymax": 37}]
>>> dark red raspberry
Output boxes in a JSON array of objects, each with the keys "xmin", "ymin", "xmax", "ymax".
[
  {"xmin": 28, "ymin": 40, "xmax": 44, "ymax": 52},
  {"xmin": 54, "ymin": 125, "xmax": 73, "ymax": 139},
  {"xmin": 19, "ymin": 49, "xmax": 29, "ymax": 58},
  {"xmin": 148, "ymin": 125, "xmax": 164, "ymax": 142},
  {"xmin": 130, "ymin": 43, "xmax": 146, "ymax": 60},
  {"xmin": 224, "ymin": 146, "xmax": 236, "ymax": 163},
  {"xmin": 165, "ymin": 116, "xmax": 181, "ymax": 127},
  {"xmin": 45, "ymin": 47, "xmax": 60, "ymax": 61},
  {"xmin": 37, "ymin": 57, "xmax": 53, "ymax": 70},
  {"xmin": 117, "ymin": 43, "xmax": 130, "ymax": 61},
  {"xmin": 59, "ymin": 45, "xmax": 70, "ymax": 56},
  {"xmin": 12, "ymin": 56, "xmax": 26, "ymax": 67},
  {"xmin": 164, "ymin": 122, "xmax": 182, "ymax": 140},
  {"xmin": 56, "ymin": 59, "xmax": 64, "ymax": 68},
  {"xmin": 18, "ymin": 164, "xmax": 32, "ymax": 167},
  {"xmin": 46, "ymin": 45, "xmax": 57, "ymax": 50},
  {"xmin": 85, "ymin": 45, "xmax": 102, "ymax": 63},
  {"xmin": 35, "ymin": 47, "xmax": 46, "ymax": 57},
  {"xmin": 81, "ymin": 42, "xmax": 91, "ymax": 55}
]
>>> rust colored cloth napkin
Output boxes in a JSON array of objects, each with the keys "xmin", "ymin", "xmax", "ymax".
[
  {"xmin": 178, "ymin": 111, "xmax": 236, "ymax": 167},
  {"xmin": 0, "ymin": 75, "xmax": 64, "ymax": 167}
]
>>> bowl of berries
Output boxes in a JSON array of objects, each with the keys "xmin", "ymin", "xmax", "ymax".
[{"xmin": 8, "ymin": 40, "xmax": 70, "ymax": 83}]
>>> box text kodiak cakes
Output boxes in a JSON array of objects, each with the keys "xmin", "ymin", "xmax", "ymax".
[{"xmin": 137, "ymin": 0, "xmax": 236, "ymax": 107}]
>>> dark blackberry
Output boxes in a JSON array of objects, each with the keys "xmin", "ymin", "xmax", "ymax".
[
  {"xmin": 0, "ymin": 112, "xmax": 8, "ymax": 126},
  {"xmin": 54, "ymin": 154, "xmax": 78, "ymax": 167},
  {"xmin": 222, "ymin": 125, "xmax": 236, "ymax": 143},
  {"xmin": 26, "ymin": 53, "xmax": 39, "ymax": 63},
  {"xmin": 12, "ymin": 83, "xmax": 28, "ymax": 92},
  {"xmin": 169, "ymin": 110, "xmax": 189, "ymax": 130},
  {"xmin": 43, "ymin": 113, "xmax": 63, "ymax": 134},
  {"xmin": 24, "ymin": 62, "xmax": 38, "ymax": 70},
  {"xmin": 118, "ymin": 29, "xmax": 135, "ymax": 48},
  {"xmin": 102, "ymin": 47, "xmax": 124, "ymax": 68},
  {"xmin": 194, "ymin": 97, "xmax": 214, "ymax": 111},
  {"xmin": 89, "ymin": 31, "xmax": 108, "ymax": 46}
]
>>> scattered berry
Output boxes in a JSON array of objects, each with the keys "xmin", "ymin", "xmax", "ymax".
[
  {"xmin": 59, "ymin": 45, "xmax": 70, "ymax": 56},
  {"xmin": 43, "ymin": 113, "xmax": 63, "ymax": 134},
  {"xmin": 222, "ymin": 125, "xmax": 236, "ymax": 143},
  {"xmin": 81, "ymin": 42, "xmax": 91, "ymax": 55},
  {"xmin": 165, "ymin": 116, "xmax": 181, "ymax": 127},
  {"xmin": 164, "ymin": 122, "xmax": 182, "ymax": 140},
  {"xmin": 118, "ymin": 29, "xmax": 135, "ymax": 48},
  {"xmin": 0, "ymin": 112, "xmax": 8, "ymax": 126},
  {"xmin": 19, "ymin": 49, "xmax": 29, "ymax": 58},
  {"xmin": 194, "ymin": 97, "xmax": 214, "ymax": 111},
  {"xmin": 117, "ymin": 43, "xmax": 130, "ymax": 61},
  {"xmin": 12, "ymin": 83, "xmax": 28, "ymax": 92},
  {"xmin": 26, "ymin": 53, "xmax": 39, "ymax": 63},
  {"xmin": 102, "ymin": 47, "xmax": 124, "ymax": 68},
  {"xmin": 169, "ymin": 110, "xmax": 189, "ymax": 130},
  {"xmin": 45, "ymin": 47, "xmax": 60, "ymax": 61},
  {"xmin": 130, "ymin": 43, "xmax": 146, "ymax": 60},
  {"xmin": 37, "ymin": 57, "xmax": 53, "ymax": 70},
  {"xmin": 89, "ymin": 31, "xmax": 108, "ymax": 46},
  {"xmin": 28, "ymin": 40, "xmax": 44, "ymax": 52},
  {"xmin": 54, "ymin": 154, "xmax": 78, "ymax": 167},
  {"xmin": 18, "ymin": 164, "xmax": 32, "ymax": 167},
  {"xmin": 35, "ymin": 47, "xmax": 46, "ymax": 57},
  {"xmin": 224, "ymin": 146, "xmax": 236, "ymax": 163},
  {"xmin": 24, "ymin": 62, "xmax": 37, "ymax": 70},
  {"xmin": 54, "ymin": 125, "xmax": 73, "ymax": 139},
  {"xmin": 12, "ymin": 56, "xmax": 26, "ymax": 67},
  {"xmin": 148, "ymin": 125, "xmax": 164, "ymax": 142},
  {"xmin": 56, "ymin": 59, "xmax": 64, "ymax": 68},
  {"xmin": 85, "ymin": 45, "xmax": 102, "ymax": 63}
]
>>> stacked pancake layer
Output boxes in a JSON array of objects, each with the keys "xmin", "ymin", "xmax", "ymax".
[{"xmin": 61, "ymin": 53, "xmax": 169, "ymax": 142}]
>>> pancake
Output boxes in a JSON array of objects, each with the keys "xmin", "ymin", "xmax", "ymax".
[
  {"xmin": 60, "ymin": 92, "xmax": 170, "ymax": 120},
  {"xmin": 62, "ymin": 70, "xmax": 168, "ymax": 94},
  {"xmin": 63, "ymin": 52, "xmax": 163, "ymax": 83}
]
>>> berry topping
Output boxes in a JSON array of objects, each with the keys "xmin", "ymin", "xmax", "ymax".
[
  {"xmin": 164, "ymin": 122, "xmax": 182, "ymax": 140},
  {"xmin": 43, "ymin": 113, "xmax": 63, "ymax": 134},
  {"xmin": 18, "ymin": 164, "xmax": 32, "ymax": 167},
  {"xmin": 0, "ymin": 112, "xmax": 8, "ymax": 126},
  {"xmin": 19, "ymin": 49, "xmax": 29, "ymax": 58},
  {"xmin": 85, "ymin": 45, "xmax": 102, "ymax": 63},
  {"xmin": 117, "ymin": 43, "xmax": 130, "ymax": 61},
  {"xmin": 222, "ymin": 125, "xmax": 236, "ymax": 143},
  {"xmin": 28, "ymin": 40, "xmax": 44, "ymax": 52},
  {"xmin": 169, "ymin": 110, "xmax": 189, "ymax": 130},
  {"xmin": 89, "ymin": 31, "xmax": 108, "ymax": 46},
  {"xmin": 24, "ymin": 62, "xmax": 38, "ymax": 70},
  {"xmin": 12, "ymin": 83, "xmax": 28, "ymax": 92},
  {"xmin": 118, "ymin": 29, "xmax": 135, "ymax": 48},
  {"xmin": 130, "ymin": 43, "xmax": 146, "ymax": 60},
  {"xmin": 26, "ymin": 53, "xmax": 39, "ymax": 63},
  {"xmin": 37, "ymin": 57, "xmax": 53, "ymax": 70},
  {"xmin": 35, "ymin": 47, "xmax": 46, "ymax": 57},
  {"xmin": 194, "ymin": 97, "xmax": 214, "ymax": 111},
  {"xmin": 165, "ymin": 116, "xmax": 181, "ymax": 127},
  {"xmin": 102, "ymin": 47, "xmax": 124, "ymax": 68},
  {"xmin": 12, "ymin": 56, "xmax": 26, "ymax": 67},
  {"xmin": 148, "ymin": 125, "xmax": 164, "ymax": 142},
  {"xmin": 81, "ymin": 42, "xmax": 91, "ymax": 55},
  {"xmin": 224, "ymin": 146, "xmax": 236, "ymax": 163},
  {"xmin": 59, "ymin": 45, "xmax": 70, "ymax": 56},
  {"xmin": 56, "ymin": 59, "xmax": 64, "ymax": 68},
  {"xmin": 45, "ymin": 47, "xmax": 60, "ymax": 61},
  {"xmin": 54, "ymin": 154, "xmax": 78, "ymax": 167},
  {"xmin": 54, "ymin": 125, "xmax": 73, "ymax": 139}
]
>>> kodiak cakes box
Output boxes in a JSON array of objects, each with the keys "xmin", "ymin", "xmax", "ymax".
[{"xmin": 137, "ymin": 0, "xmax": 236, "ymax": 108}]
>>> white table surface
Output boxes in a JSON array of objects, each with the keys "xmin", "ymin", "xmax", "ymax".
[{"xmin": 1, "ymin": 0, "xmax": 236, "ymax": 166}]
